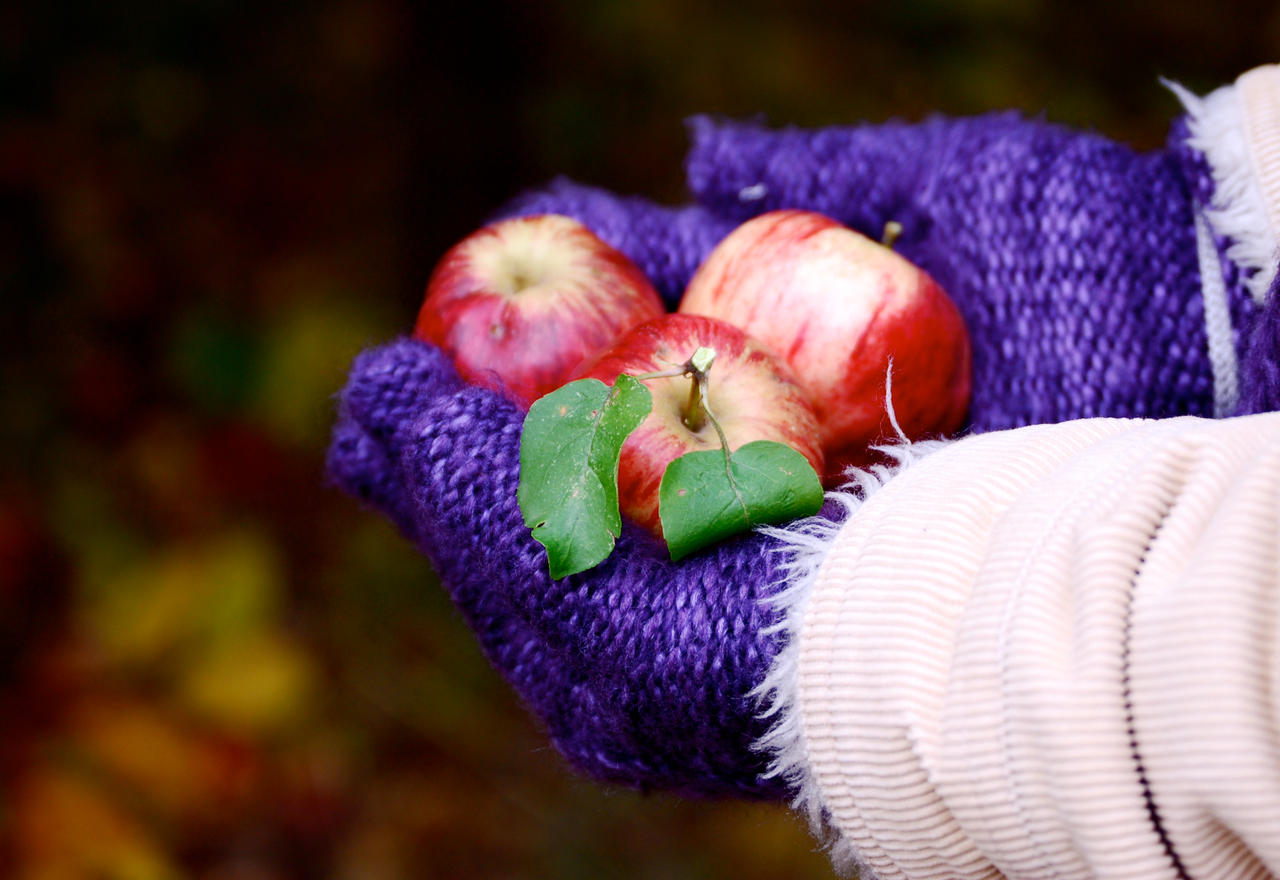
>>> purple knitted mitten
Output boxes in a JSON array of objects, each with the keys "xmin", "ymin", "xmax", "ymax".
[
  {"xmin": 684, "ymin": 111, "xmax": 1271, "ymax": 427},
  {"xmin": 1238, "ymin": 273, "xmax": 1280, "ymax": 413},
  {"xmin": 329, "ymin": 107, "xmax": 1279, "ymax": 800},
  {"xmin": 329, "ymin": 339, "xmax": 792, "ymax": 798}
]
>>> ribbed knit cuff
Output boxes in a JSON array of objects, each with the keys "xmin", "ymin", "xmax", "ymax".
[
  {"xmin": 758, "ymin": 414, "xmax": 1280, "ymax": 879},
  {"xmin": 1238, "ymin": 65, "xmax": 1280, "ymax": 261},
  {"xmin": 1172, "ymin": 64, "xmax": 1280, "ymax": 305},
  {"xmin": 756, "ymin": 423, "xmax": 1131, "ymax": 878},
  {"xmin": 753, "ymin": 437, "xmax": 953, "ymax": 878}
]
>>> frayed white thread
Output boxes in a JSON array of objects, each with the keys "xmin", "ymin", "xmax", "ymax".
[
  {"xmin": 751, "ymin": 363, "xmax": 952, "ymax": 877},
  {"xmin": 1166, "ymin": 77, "xmax": 1280, "ymax": 305},
  {"xmin": 738, "ymin": 183, "xmax": 768, "ymax": 202},
  {"xmin": 882, "ymin": 358, "xmax": 908, "ymax": 444}
]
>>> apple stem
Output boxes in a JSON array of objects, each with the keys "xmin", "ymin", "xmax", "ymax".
[
  {"xmin": 672, "ymin": 350, "xmax": 736, "ymax": 481},
  {"xmin": 881, "ymin": 220, "xmax": 903, "ymax": 250},
  {"xmin": 683, "ymin": 372, "xmax": 708, "ymax": 433},
  {"xmin": 680, "ymin": 346, "xmax": 717, "ymax": 434},
  {"xmin": 629, "ymin": 346, "xmax": 732, "ymax": 441}
]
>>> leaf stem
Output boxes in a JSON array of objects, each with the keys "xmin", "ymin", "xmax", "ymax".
[
  {"xmin": 692, "ymin": 375, "xmax": 745, "ymax": 511},
  {"xmin": 630, "ymin": 366, "xmax": 688, "ymax": 382},
  {"xmin": 680, "ymin": 348, "xmax": 734, "ymax": 470},
  {"xmin": 699, "ymin": 377, "xmax": 732, "ymax": 456}
]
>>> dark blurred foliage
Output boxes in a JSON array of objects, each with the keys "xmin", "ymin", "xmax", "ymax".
[{"xmin": 1, "ymin": 1, "xmax": 1275, "ymax": 877}]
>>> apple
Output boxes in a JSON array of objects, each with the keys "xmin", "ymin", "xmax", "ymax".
[
  {"xmin": 678, "ymin": 209, "xmax": 971, "ymax": 482},
  {"xmin": 414, "ymin": 214, "xmax": 666, "ymax": 408},
  {"xmin": 570, "ymin": 313, "xmax": 824, "ymax": 538}
]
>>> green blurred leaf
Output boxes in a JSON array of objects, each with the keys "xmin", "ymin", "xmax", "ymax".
[
  {"xmin": 168, "ymin": 306, "xmax": 260, "ymax": 414},
  {"xmin": 659, "ymin": 441, "xmax": 822, "ymax": 561}
]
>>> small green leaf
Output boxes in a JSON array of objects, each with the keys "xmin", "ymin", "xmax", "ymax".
[
  {"xmin": 517, "ymin": 375, "xmax": 652, "ymax": 578},
  {"xmin": 658, "ymin": 440, "xmax": 823, "ymax": 561}
]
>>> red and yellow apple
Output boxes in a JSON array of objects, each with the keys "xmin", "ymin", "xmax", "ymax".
[
  {"xmin": 415, "ymin": 214, "xmax": 665, "ymax": 408},
  {"xmin": 570, "ymin": 313, "xmax": 824, "ymax": 538},
  {"xmin": 678, "ymin": 209, "xmax": 971, "ymax": 481}
]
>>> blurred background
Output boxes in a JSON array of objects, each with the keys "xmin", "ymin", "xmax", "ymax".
[{"xmin": 2, "ymin": 1, "xmax": 1277, "ymax": 877}]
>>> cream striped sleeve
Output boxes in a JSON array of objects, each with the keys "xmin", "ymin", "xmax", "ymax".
[{"xmin": 759, "ymin": 413, "xmax": 1280, "ymax": 880}]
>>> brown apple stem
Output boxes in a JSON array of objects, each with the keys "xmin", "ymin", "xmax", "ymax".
[
  {"xmin": 683, "ymin": 373, "xmax": 708, "ymax": 433},
  {"xmin": 682, "ymin": 351, "xmax": 733, "ymax": 466},
  {"xmin": 680, "ymin": 346, "xmax": 717, "ymax": 434},
  {"xmin": 632, "ymin": 346, "xmax": 727, "ymax": 438},
  {"xmin": 881, "ymin": 220, "xmax": 903, "ymax": 249}
]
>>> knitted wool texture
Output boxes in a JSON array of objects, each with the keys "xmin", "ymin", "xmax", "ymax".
[
  {"xmin": 329, "ymin": 340, "xmax": 793, "ymax": 798},
  {"xmin": 328, "ymin": 111, "xmax": 1278, "ymax": 799},
  {"xmin": 1239, "ymin": 272, "xmax": 1280, "ymax": 412}
]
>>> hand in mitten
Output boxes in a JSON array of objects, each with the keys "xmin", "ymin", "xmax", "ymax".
[
  {"xmin": 328, "ymin": 336, "xmax": 812, "ymax": 798},
  {"xmin": 328, "ymin": 67, "xmax": 1280, "ymax": 805}
]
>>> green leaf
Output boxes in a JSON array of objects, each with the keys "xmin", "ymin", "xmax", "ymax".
[
  {"xmin": 658, "ymin": 440, "xmax": 823, "ymax": 561},
  {"xmin": 517, "ymin": 375, "xmax": 652, "ymax": 578}
]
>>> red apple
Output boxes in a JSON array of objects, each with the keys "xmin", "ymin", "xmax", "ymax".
[
  {"xmin": 570, "ymin": 313, "xmax": 824, "ymax": 538},
  {"xmin": 415, "ymin": 214, "xmax": 666, "ymax": 407},
  {"xmin": 678, "ymin": 210, "xmax": 971, "ymax": 482}
]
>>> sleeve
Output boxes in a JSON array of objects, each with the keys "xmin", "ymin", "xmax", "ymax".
[
  {"xmin": 757, "ymin": 412, "xmax": 1280, "ymax": 879},
  {"xmin": 1173, "ymin": 63, "xmax": 1280, "ymax": 416}
]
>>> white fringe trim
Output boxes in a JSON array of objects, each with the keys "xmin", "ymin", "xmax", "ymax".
[
  {"xmin": 1166, "ymin": 76, "xmax": 1280, "ymax": 305},
  {"xmin": 751, "ymin": 366, "xmax": 953, "ymax": 876}
]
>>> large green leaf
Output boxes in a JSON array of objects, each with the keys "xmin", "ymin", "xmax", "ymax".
[
  {"xmin": 658, "ymin": 440, "xmax": 823, "ymax": 561},
  {"xmin": 517, "ymin": 376, "xmax": 652, "ymax": 578}
]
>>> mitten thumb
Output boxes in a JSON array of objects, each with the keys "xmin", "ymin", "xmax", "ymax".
[{"xmin": 327, "ymin": 339, "xmax": 466, "ymax": 533}]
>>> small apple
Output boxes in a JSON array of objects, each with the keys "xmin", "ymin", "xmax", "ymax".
[
  {"xmin": 415, "ymin": 214, "xmax": 666, "ymax": 407},
  {"xmin": 678, "ymin": 210, "xmax": 971, "ymax": 481},
  {"xmin": 570, "ymin": 313, "xmax": 824, "ymax": 538}
]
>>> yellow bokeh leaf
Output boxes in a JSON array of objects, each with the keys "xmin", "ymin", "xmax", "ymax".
[
  {"xmin": 13, "ymin": 766, "xmax": 181, "ymax": 880},
  {"xmin": 79, "ymin": 529, "xmax": 283, "ymax": 669},
  {"xmin": 67, "ymin": 695, "xmax": 256, "ymax": 819},
  {"xmin": 175, "ymin": 630, "xmax": 316, "ymax": 736}
]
